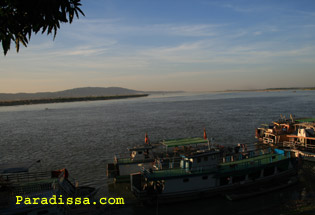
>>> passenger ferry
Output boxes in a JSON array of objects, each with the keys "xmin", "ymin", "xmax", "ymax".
[
  {"xmin": 107, "ymin": 135, "xmax": 211, "ymax": 183},
  {"xmin": 130, "ymin": 148, "xmax": 298, "ymax": 203}
]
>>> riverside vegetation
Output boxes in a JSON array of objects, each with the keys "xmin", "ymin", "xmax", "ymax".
[{"xmin": 0, "ymin": 94, "xmax": 149, "ymax": 106}]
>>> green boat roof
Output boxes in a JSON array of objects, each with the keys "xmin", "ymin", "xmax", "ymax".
[
  {"xmin": 161, "ymin": 137, "xmax": 208, "ymax": 148},
  {"xmin": 295, "ymin": 118, "xmax": 315, "ymax": 123},
  {"xmin": 116, "ymin": 157, "xmax": 154, "ymax": 164},
  {"xmin": 143, "ymin": 153, "xmax": 288, "ymax": 180},
  {"xmin": 220, "ymin": 153, "xmax": 281, "ymax": 167}
]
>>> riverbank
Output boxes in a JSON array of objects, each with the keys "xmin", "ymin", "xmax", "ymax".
[
  {"xmin": 221, "ymin": 87, "xmax": 315, "ymax": 93},
  {"xmin": 0, "ymin": 94, "xmax": 149, "ymax": 106}
]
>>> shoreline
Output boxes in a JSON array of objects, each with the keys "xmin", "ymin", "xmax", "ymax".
[
  {"xmin": 0, "ymin": 94, "xmax": 149, "ymax": 107},
  {"xmin": 218, "ymin": 88, "xmax": 315, "ymax": 93}
]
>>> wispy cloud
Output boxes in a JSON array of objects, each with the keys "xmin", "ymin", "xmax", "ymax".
[
  {"xmin": 2, "ymin": 0, "xmax": 315, "ymax": 92},
  {"xmin": 63, "ymin": 19, "xmax": 224, "ymax": 39},
  {"xmin": 61, "ymin": 47, "xmax": 108, "ymax": 56},
  {"xmin": 221, "ymin": 4, "xmax": 254, "ymax": 13},
  {"xmin": 50, "ymin": 43, "xmax": 117, "ymax": 57}
]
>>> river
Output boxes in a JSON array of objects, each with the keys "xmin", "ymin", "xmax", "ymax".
[{"xmin": 1, "ymin": 90, "xmax": 315, "ymax": 214}]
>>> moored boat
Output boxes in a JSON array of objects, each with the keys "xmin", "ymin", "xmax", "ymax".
[
  {"xmin": 107, "ymin": 144, "xmax": 156, "ymax": 183},
  {"xmin": 0, "ymin": 161, "xmax": 97, "ymax": 215},
  {"xmin": 256, "ymin": 115, "xmax": 315, "ymax": 162},
  {"xmin": 106, "ymin": 132, "xmax": 213, "ymax": 183},
  {"xmin": 255, "ymin": 115, "xmax": 297, "ymax": 145},
  {"xmin": 130, "ymin": 148, "xmax": 298, "ymax": 204},
  {"xmin": 255, "ymin": 115, "xmax": 315, "ymax": 147}
]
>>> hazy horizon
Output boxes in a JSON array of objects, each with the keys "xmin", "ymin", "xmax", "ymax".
[
  {"xmin": 1, "ymin": 0, "xmax": 315, "ymax": 93},
  {"xmin": 1, "ymin": 86, "xmax": 315, "ymax": 95}
]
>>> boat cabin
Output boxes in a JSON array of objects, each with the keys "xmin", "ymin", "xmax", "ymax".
[
  {"xmin": 285, "ymin": 127, "xmax": 315, "ymax": 152},
  {"xmin": 114, "ymin": 145, "xmax": 154, "ymax": 163},
  {"xmin": 180, "ymin": 151, "xmax": 221, "ymax": 172}
]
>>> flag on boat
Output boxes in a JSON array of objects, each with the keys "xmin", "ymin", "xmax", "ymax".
[
  {"xmin": 145, "ymin": 133, "xmax": 150, "ymax": 144},
  {"xmin": 203, "ymin": 128, "xmax": 207, "ymax": 140}
]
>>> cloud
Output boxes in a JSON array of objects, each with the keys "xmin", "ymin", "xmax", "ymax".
[
  {"xmin": 63, "ymin": 18, "xmax": 224, "ymax": 40},
  {"xmin": 221, "ymin": 4, "xmax": 254, "ymax": 13},
  {"xmin": 51, "ymin": 45, "xmax": 115, "ymax": 57},
  {"xmin": 2, "ymin": 2, "xmax": 315, "ymax": 93},
  {"xmin": 253, "ymin": 31, "xmax": 262, "ymax": 36}
]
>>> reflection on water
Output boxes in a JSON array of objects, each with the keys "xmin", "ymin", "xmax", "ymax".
[{"xmin": 1, "ymin": 90, "xmax": 315, "ymax": 214}]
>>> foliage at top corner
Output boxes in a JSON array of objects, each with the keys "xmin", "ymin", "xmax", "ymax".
[{"xmin": 0, "ymin": 0, "xmax": 85, "ymax": 55}]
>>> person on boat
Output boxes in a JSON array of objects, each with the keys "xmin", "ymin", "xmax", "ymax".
[
  {"xmin": 51, "ymin": 168, "xmax": 68, "ymax": 179},
  {"xmin": 145, "ymin": 133, "xmax": 150, "ymax": 145}
]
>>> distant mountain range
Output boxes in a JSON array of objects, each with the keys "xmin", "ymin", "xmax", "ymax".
[
  {"xmin": 0, "ymin": 87, "xmax": 185, "ymax": 101},
  {"xmin": 0, "ymin": 87, "xmax": 144, "ymax": 101}
]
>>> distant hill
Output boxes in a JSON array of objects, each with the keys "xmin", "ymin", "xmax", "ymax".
[{"xmin": 0, "ymin": 87, "xmax": 145, "ymax": 101}]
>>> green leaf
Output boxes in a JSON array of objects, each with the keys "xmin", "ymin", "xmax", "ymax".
[{"xmin": 1, "ymin": 0, "xmax": 84, "ymax": 55}]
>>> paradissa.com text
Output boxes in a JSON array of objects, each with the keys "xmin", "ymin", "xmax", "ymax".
[{"xmin": 16, "ymin": 195, "xmax": 125, "ymax": 205}]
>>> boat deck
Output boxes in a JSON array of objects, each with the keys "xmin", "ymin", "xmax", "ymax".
[
  {"xmin": 143, "ymin": 153, "xmax": 289, "ymax": 179},
  {"xmin": 117, "ymin": 157, "xmax": 154, "ymax": 164},
  {"xmin": 219, "ymin": 153, "xmax": 287, "ymax": 173},
  {"xmin": 162, "ymin": 137, "xmax": 208, "ymax": 148}
]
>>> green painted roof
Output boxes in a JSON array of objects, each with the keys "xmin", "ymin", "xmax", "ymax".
[
  {"xmin": 117, "ymin": 157, "xmax": 154, "ymax": 164},
  {"xmin": 144, "ymin": 168, "xmax": 192, "ymax": 178},
  {"xmin": 219, "ymin": 153, "xmax": 286, "ymax": 173},
  {"xmin": 295, "ymin": 118, "xmax": 315, "ymax": 123},
  {"xmin": 143, "ymin": 153, "xmax": 288, "ymax": 179},
  {"xmin": 161, "ymin": 137, "xmax": 208, "ymax": 147}
]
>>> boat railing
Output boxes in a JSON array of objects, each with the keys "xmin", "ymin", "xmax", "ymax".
[
  {"xmin": 263, "ymin": 137, "xmax": 275, "ymax": 144},
  {"xmin": 114, "ymin": 153, "xmax": 131, "ymax": 162},
  {"xmin": 10, "ymin": 181, "xmax": 58, "ymax": 196},
  {"xmin": 193, "ymin": 153, "xmax": 287, "ymax": 173},
  {"xmin": 1, "ymin": 171, "xmax": 53, "ymax": 184},
  {"xmin": 0, "ymin": 171, "xmax": 60, "ymax": 196},
  {"xmin": 142, "ymin": 167, "xmax": 198, "ymax": 178},
  {"xmin": 221, "ymin": 147, "xmax": 272, "ymax": 163},
  {"xmin": 141, "ymin": 152, "xmax": 290, "ymax": 178},
  {"xmin": 219, "ymin": 153, "xmax": 289, "ymax": 173},
  {"xmin": 283, "ymin": 141, "xmax": 297, "ymax": 148},
  {"xmin": 115, "ymin": 152, "xmax": 153, "ymax": 164},
  {"xmin": 117, "ymin": 157, "xmax": 155, "ymax": 164},
  {"xmin": 151, "ymin": 147, "xmax": 274, "ymax": 171},
  {"xmin": 283, "ymin": 141, "xmax": 315, "ymax": 151}
]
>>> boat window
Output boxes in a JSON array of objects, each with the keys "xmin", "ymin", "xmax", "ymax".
[
  {"xmin": 138, "ymin": 151, "xmax": 142, "ymax": 154},
  {"xmin": 202, "ymin": 175, "xmax": 208, "ymax": 180},
  {"xmin": 204, "ymin": 156, "xmax": 208, "ymax": 161},
  {"xmin": 183, "ymin": 178, "xmax": 189, "ymax": 182},
  {"xmin": 197, "ymin": 158, "xmax": 201, "ymax": 163}
]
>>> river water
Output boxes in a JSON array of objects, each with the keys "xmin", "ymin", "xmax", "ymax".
[{"xmin": 1, "ymin": 90, "xmax": 315, "ymax": 214}]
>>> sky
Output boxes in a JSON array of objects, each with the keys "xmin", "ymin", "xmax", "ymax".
[{"xmin": 1, "ymin": 0, "xmax": 315, "ymax": 93}]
